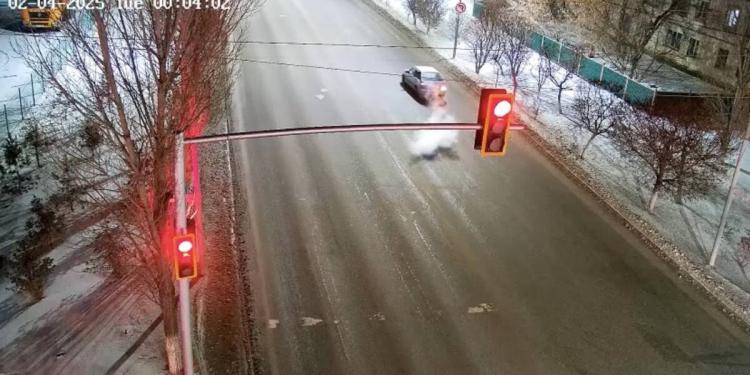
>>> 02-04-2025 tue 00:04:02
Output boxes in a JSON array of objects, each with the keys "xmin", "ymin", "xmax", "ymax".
[{"xmin": 6, "ymin": 0, "xmax": 232, "ymax": 10}]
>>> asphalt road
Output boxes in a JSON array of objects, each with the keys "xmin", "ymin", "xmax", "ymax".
[{"xmin": 231, "ymin": 0, "xmax": 750, "ymax": 374}]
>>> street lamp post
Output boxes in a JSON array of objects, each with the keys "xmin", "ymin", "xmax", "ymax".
[{"xmin": 709, "ymin": 125, "xmax": 750, "ymax": 267}]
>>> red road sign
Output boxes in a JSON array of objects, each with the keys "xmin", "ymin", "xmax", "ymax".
[{"xmin": 455, "ymin": 1, "xmax": 466, "ymax": 13}]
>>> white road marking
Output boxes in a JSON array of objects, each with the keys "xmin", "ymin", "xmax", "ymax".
[
  {"xmin": 369, "ymin": 312, "xmax": 386, "ymax": 321},
  {"xmin": 268, "ymin": 319, "xmax": 280, "ymax": 329},
  {"xmin": 320, "ymin": 88, "xmax": 329, "ymax": 93},
  {"xmin": 315, "ymin": 94, "xmax": 325, "ymax": 100},
  {"xmin": 468, "ymin": 303, "xmax": 495, "ymax": 314},
  {"xmin": 301, "ymin": 317, "xmax": 324, "ymax": 326}
]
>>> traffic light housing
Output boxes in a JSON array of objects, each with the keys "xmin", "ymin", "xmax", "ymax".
[
  {"xmin": 174, "ymin": 233, "xmax": 197, "ymax": 279},
  {"xmin": 475, "ymin": 88, "xmax": 513, "ymax": 157}
]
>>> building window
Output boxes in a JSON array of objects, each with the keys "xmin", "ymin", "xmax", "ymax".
[
  {"xmin": 695, "ymin": 1, "xmax": 709, "ymax": 20},
  {"xmin": 686, "ymin": 38, "xmax": 699, "ymax": 57},
  {"xmin": 715, "ymin": 48, "xmax": 729, "ymax": 68},
  {"xmin": 666, "ymin": 29, "xmax": 683, "ymax": 50},
  {"xmin": 674, "ymin": 0, "xmax": 689, "ymax": 17},
  {"xmin": 727, "ymin": 8, "xmax": 741, "ymax": 28}
]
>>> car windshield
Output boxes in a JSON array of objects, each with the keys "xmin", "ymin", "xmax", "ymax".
[{"xmin": 421, "ymin": 72, "xmax": 443, "ymax": 81}]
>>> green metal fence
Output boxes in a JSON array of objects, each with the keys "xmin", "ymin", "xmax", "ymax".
[{"xmin": 527, "ymin": 32, "xmax": 656, "ymax": 107}]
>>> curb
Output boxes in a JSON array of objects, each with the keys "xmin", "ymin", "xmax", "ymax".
[{"xmin": 363, "ymin": 0, "xmax": 750, "ymax": 332}]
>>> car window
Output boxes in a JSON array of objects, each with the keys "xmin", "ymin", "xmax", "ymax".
[
  {"xmin": 414, "ymin": 70, "xmax": 421, "ymax": 79},
  {"xmin": 421, "ymin": 72, "xmax": 443, "ymax": 81}
]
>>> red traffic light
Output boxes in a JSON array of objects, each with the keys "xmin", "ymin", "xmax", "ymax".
[
  {"xmin": 177, "ymin": 238, "xmax": 193, "ymax": 253},
  {"xmin": 173, "ymin": 234, "xmax": 197, "ymax": 279},
  {"xmin": 475, "ymin": 88, "xmax": 513, "ymax": 157}
]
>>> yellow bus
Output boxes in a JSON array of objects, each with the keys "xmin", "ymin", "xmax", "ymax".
[{"xmin": 20, "ymin": 0, "xmax": 67, "ymax": 30}]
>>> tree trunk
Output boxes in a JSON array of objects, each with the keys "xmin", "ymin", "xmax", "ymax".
[
  {"xmin": 648, "ymin": 187, "xmax": 659, "ymax": 213},
  {"xmin": 33, "ymin": 121, "xmax": 41, "ymax": 168},
  {"xmin": 158, "ymin": 264, "xmax": 180, "ymax": 374},
  {"xmin": 34, "ymin": 145, "xmax": 40, "ymax": 168},
  {"xmin": 512, "ymin": 75, "xmax": 518, "ymax": 97},
  {"xmin": 534, "ymin": 87, "xmax": 542, "ymax": 117},
  {"xmin": 411, "ymin": 11, "xmax": 417, "ymax": 27},
  {"xmin": 628, "ymin": 57, "xmax": 639, "ymax": 80},
  {"xmin": 557, "ymin": 87, "xmax": 563, "ymax": 114},
  {"xmin": 580, "ymin": 133, "xmax": 596, "ymax": 159}
]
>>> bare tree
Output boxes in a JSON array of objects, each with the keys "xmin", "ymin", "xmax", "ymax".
[
  {"xmin": 497, "ymin": 14, "xmax": 532, "ymax": 96},
  {"xmin": 543, "ymin": 45, "xmax": 580, "ymax": 114},
  {"xmin": 573, "ymin": 0, "xmax": 681, "ymax": 79},
  {"xmin": 465, "ymin": 0, "xmax": 504, "ymax": 73},
  {"xmin": 612, "ymin": 105, "xmax": 727, "ymax": 212},
  {"xmin": 15, "ymin": 3, "xmax": 259, "ymax": 372},
  {"xmin": 515, "ymin": 0, "xmax": 574, "ymax": 24},
  {"xmin": 417, "ymin": 0, "xmax": 446, "ymax": 34},
  {"xmin": 531, "ymin": 54, "xmax": 550, "ymax": 117},
  {"xmin": 568, "ymin": 84, "xmax": 621, "ymax": 158},
  {"xmin": 404, "ymin": 0, "xmax": 419, "ymax": 27}
]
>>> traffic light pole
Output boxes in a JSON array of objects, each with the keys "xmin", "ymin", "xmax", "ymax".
[
  {"xmin": 175, "ymin": 133, "xmax": 195, "ymax": 375},
  {"xmin": 173, "ymin": 120, "xmax": 524, "ymax": 371},
  {"xmin": 180, "ymin": 122, "xmax": 529, "ymax": 145}
]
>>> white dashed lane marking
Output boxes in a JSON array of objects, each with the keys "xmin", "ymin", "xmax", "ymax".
[
  {"xmin": 467, "ymin": 303, "xmax": 495, "ymax": 314},
  {"xmin": 301, "ymin": 317, "xmax": 324, "ymax": 327}
]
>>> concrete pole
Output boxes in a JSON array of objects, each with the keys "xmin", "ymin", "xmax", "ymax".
[
  {"xmin": 710, "ymin": 134, "xmax": 749, "ymax": 267},
  {"xmin": 174, "ymin": 133, "xmax": 195, "ymax": 375},
  {"xmin": 452, "ymin": 13, "xmax": 461, "ymax": 59},
  {"xmin": 18, "ymin": 88, "xmax": 23, "ymax": 120},
  {"xmin": 3, "ymin": 104, "xmax": 9, "ymax": 138},
  {"xmin": 31, "ymin": 74, "xmax": 35, "ymax": 106}
]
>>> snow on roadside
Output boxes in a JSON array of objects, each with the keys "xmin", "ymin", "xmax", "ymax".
[
  {"xmin": 0, "ymin": 30, "xmax": 35, "ymax": 100},
  {"xmin": 0, "ymin": 227, "xmax": 105, "ymax": 350}
]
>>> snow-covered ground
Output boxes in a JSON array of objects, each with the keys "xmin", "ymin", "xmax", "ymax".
[
  {"xmin": 0, "ymin": 29, "xmax": 46, "ymax": 135},
  {"xmin": 0, "ymin": 223, "xmax": 165, "ymax": 374},
  {"xmin": 0, "ymin": 227, "xmax": 105, "ymax": 348},
  {"xmin": 371, "ymin": 0, "xmax": 750, "ymax": 312}
]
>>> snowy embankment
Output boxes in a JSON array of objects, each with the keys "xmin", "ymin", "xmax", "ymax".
[
  {"xmin": 0, "ymin": 227, "xmax": 105, "ymax": 349},
  {"xmin": 0, "ymin": 223, "xmax": 163, "ymax": 374},
  {"xmin": 369, "ymin": 0, "xmax": 750, "ymax": 326}
]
